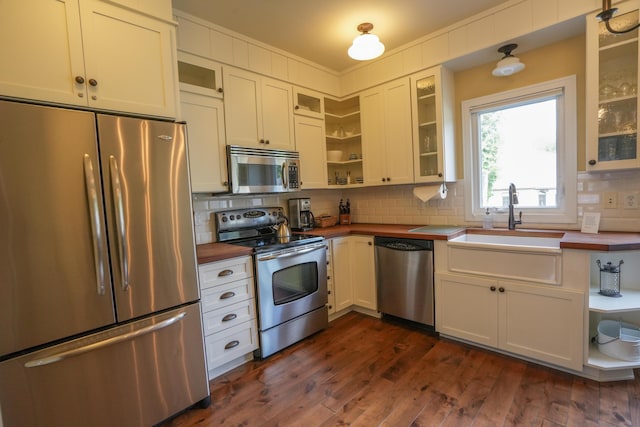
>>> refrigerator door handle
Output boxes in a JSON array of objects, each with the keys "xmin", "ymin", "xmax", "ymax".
[
  {"xmin": 83, "ymin": 154, "xmax": 107, "ymax": 296},
  {"xmin": 24, "ymin": 311, "xmax": 187, "ymax": 368},
  {"xmin": 109, "ymin": 155, "xmax": 129, "ymax": 291}
]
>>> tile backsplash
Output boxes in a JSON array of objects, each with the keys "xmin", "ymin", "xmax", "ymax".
[{"xmin": 193, "ymin": 170, "xmax": 640, "ymax": 244}]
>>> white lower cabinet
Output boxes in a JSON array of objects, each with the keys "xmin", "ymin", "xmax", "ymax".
[
  {"xmin": 198, "ymin": 256, "xmax": 258, "ymax": 380},
  {"xmin": 436, "ymin": 272, "xmax": 583, "ymax": 371},
  {"xmin": 329, "ymin": 236, "xmax": 377, "ymax": 315}
]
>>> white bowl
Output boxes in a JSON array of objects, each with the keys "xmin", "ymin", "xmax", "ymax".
[{"xmin": 327, "ymin": 150, "xmax": 342, "ymax": 162}]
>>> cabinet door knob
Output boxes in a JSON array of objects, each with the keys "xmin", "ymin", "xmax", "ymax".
[
  {"xmin": 368, "ymin": 241, "xmax": 372, "ymax": 246},
  {"xmin": 75, "ymin": 76, "xmax": 85, "ymax": 84},
  {"xmin": 259, "ymin": 139, "xmax": 265, "ymax": 144},
  {"xmin": 588, "ymin": 159, "xmax": 596, "ymax": 166},
  {"xmin": 498, "ymin": 287, "xmax": 505, "ymax": 293},
  {"xmin": 438, "ymin": 173, "xmax": 443, "ymax": 178},
  {"xmin": 490, "ymin": 286, "xmax": 496, "ymax": 292},
  {"xmin": 387, "ymin": 177, "xmax": 391, "ymax": 181},
  {"xmin": 217, "ymin": 87, "xmax": 223, "ymax": 93},
  {"xmin": 295, "ymin": 105, "xmax": 300, "ymax": 110},
  {"xmin": 88, "ymin": 79, "xmax": 98, "ymax": 87},
  {"xmin": 381, "ymin": 178, "xmax": 386, "ymax": 182},
  {"xmin": 265, "ymin": 139, "xmax": 270, "ymax": 144}
]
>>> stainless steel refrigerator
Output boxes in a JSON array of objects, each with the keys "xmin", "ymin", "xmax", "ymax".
[{"xmin": 0, "ymin": 100, "xmax": 209, "ymax": 427}]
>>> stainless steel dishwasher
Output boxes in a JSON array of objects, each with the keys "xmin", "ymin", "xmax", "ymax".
[{"xmin": 374, "ymin": 236, "xmax": 434, "ymax": 326}]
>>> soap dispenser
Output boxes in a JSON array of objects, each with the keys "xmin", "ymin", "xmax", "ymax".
[{"xmin": 483, "ymin": 208, "xmax": 493, "ymax": 229}]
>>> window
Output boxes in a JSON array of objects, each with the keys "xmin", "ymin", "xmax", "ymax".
[{"xmin": 462, "ymin": 76, "xmax": 577, "ymax": 224}]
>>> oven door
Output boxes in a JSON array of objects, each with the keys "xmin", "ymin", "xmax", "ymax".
[{"xmin": 255, "ymin": 242, "xmax": 327, "ymax": 331}]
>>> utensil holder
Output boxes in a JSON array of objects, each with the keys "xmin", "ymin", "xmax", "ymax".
[{"xmin": 339, "ymin": 214, "xmax": 351, "ymax": 225}]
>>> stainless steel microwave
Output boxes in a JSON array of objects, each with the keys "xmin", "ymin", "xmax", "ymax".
[{"xmin": 227, "ymin": 145, "xmax": 300, "ymax": 194}]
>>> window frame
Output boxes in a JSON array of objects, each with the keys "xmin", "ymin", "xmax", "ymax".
[{"xmin": 461, "ymin": 75, "xmax": 577, "ymax": 225}]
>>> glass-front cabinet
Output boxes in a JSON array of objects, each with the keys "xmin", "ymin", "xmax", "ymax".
[
  {"xmin": 587, "ymin": 2, "xmax": 640, "ymax": 171},
  {"xmin": 410, "ymin": 66, "xmax": 456, "ymax": 182},
  {"xmin": 293, "ymin": 87, "xmax": 324, "ymax": 119}
]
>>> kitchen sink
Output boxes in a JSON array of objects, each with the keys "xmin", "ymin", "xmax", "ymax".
[
  {"xmin": 446, "ymin": 230, "xmax": 564, "ymax": 284},
  {"xmin": 449, "ymin": 232, "xmax": 562, "ymax": 250}
]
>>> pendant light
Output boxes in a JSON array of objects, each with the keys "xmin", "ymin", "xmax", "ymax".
[
  {"xmin": 597, "ymin": 0, "xmax": 640, "ymax": 34},
  {"xmin": 492, "ymin": 43, "xmax": 525, "ymax": 77},
  {"xmin": 348, "ymin": 23, "xmax": 385, "ymax": 61}
]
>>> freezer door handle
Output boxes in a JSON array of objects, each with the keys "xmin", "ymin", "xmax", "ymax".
[
  {"xmin": 83, "ymin": 154, "xmax": 107, "ymax": 296},
  {"xmin": 109, "ymin": 156, "xmax": 129, "ymax": 291},
  {"xmin": 24, "ymin": 311, "xmax": 187, "ymax": 368}
]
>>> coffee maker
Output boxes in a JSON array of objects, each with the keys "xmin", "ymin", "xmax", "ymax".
[{"xmin": 288, "ymin": 198, "xmax": 315, "ymax": 231}]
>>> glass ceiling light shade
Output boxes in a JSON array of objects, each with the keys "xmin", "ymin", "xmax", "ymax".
[
  {"xmin": 492, "ymin": 43, "xmax": 525, "ymax": 77},
  {"xmin": 348, "ymin": 23, "xmax": 385, "ymax": 61},
  {"xmin": 597, "ymin": 0, "xmax": 640, "ymax": 34}
]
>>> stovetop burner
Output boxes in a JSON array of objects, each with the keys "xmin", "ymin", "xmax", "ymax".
[{"xmin": 215, "ymin": 206, "xmax": 323, "ymax": 253}]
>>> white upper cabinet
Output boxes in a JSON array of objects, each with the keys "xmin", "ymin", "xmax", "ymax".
[
  {"xmin": 410, "ymin": 65, "xmax": 456, "ymax": 183},
  {"xmin": 295, "ymin": 116, "xmax": 328, "ymax": 189},
  {"xmin": 180, "ymin": 91, "xmax": 228, "ymax": 193},
  {"xmin": 360, "ymin": 77, "xmax": 414, "ymax": 186},
  {"xmin": 0, "ymin": 0, "xmax": 177, "ymax": 118},
  {"xmin": 586, "ymin": 1, "xmax": 640, "ymax": 171},
  {"xmin": 223, "ymin": 66, "xmax": 295, "ymax": 150}
]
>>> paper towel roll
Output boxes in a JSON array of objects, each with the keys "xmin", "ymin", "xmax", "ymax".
[{"xmin": 413, "ymin": 184, "xmax": 447, "ymax": 202}]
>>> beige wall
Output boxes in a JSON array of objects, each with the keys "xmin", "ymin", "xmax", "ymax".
[{"xmin": 453, "ymin": 34, "xmax": 587, "ymax": 178}]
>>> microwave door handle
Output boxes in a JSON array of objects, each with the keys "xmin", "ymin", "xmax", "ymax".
[{"xmin": 281, "ymin": 162, "xmax": 287, "ymax": 190}]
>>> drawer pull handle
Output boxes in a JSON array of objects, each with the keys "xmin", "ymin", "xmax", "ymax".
[
  {"xmin": 218, "ymin": 269, "xmax": 234, "ymax": 277},
  {"xmin": 222, "ymin": 313, "xmax": 237, "ymax": 322},
  {"xmin": 224, "ymin": 340, "xmax": 240, "ymax": 350},
  {"xmin": 220, "ymin": 291, "xmax": 236, "ymax": 300},
  {"xmin": 490, "ymin": 286, "xmax": 496, "ymax": 292}
]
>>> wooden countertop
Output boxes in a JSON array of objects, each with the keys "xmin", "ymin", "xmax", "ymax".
[
  {"xmin": 196, "ymin": 224, "xmax": 640, "ymax": 264},
  {"xmin": 196, "ymin": 242, "xmax": 253, "ymax": 264}
]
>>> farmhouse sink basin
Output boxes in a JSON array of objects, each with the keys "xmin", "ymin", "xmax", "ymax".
[
  {"xmin": 446, "ymin": 230, "xmax": 564, "ymax": 284},
  {"xmin": 449, "ymin": 233, "xmax": 562, "ymax": 250}
]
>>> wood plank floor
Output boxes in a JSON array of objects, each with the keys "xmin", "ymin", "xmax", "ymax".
[{"xmin": 162, "ymin": 312, "xmax": 640, "ymax": 427}]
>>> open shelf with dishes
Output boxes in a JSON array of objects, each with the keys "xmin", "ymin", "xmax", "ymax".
[
  {"xmin": 324, "ymin": 96, "xmax": 364, "ymax": 186},
  {"xmin": 586, "ymin": 251, "xmax": 640, "ymax": 372}
]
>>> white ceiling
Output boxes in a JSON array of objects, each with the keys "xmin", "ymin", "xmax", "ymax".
[{"xmin": 171, "ymin": 0, "xmax": 515, "ymax": 72}]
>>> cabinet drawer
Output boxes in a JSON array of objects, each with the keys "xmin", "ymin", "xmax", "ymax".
[
  {"xmin": 199, "ymin": 256, "xmax": 253, "ymax": 289},
  {"xmin": 201, "ymin": 278, "xmax": 254, "ymax": 312},
  {"xmin": 204, "ymin": 321, "xmax": 258, "ymax": 369},
  {"xmin": 202, "ymin": 299, "xmax": 256, "ymax": 336}
]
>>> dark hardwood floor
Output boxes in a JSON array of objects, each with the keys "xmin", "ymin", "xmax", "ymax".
[{"xmin": 162, "ymin": 312, "xmax": 640, "ymax": 427}]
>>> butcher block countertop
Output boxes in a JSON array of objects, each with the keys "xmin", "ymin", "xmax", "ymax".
[{"xmin": 196, "ymin": 224, "xmax": 640, "ymax": 264}]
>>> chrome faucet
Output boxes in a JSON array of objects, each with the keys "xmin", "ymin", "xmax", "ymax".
[{"xmin": 508, "ymin": 183, "xmax": 522, "ymax": 230}]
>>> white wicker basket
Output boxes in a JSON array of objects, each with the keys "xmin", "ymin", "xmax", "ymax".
[{"xmin": 597, "ymin": 320, "xmax": 640, "ymax": 362}]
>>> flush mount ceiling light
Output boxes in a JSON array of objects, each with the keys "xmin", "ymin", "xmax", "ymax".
[
  {"xmin": 492, "ymin": 43, "xmax": 525, "ymax": 77},
  {"xmin": 348, "ymin": 23, "xmax": 385, "ymax": 61},
  {"xmin": 597, "ymin": 0, "xmax": 640, "ymax": 34}
]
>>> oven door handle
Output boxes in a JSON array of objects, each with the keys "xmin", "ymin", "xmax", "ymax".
[{"xmin": 257, "ymin": 245, "xmax": 323, "ymax": 261}]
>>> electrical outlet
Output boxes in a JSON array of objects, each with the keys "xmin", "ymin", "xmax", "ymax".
[
  {"xmin": 604, "ymin": 191, "xmax": 617, "ymax": 209},
  {"xmin": 622, "ymin": 192, "xmax": 639, "ymax": 209}
]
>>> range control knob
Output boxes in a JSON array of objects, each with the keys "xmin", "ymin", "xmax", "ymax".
[{"xmin": 221, "ymin": 216, "xmax": 228, "ymax": 222}]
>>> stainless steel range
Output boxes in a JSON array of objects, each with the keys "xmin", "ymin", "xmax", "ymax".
[{"xmin": 215, "ymin": 207, "xmax": 328, "ymax": 358}]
